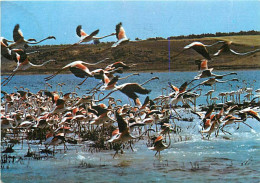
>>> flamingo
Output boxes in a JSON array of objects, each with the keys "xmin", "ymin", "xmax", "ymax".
[
  {"xmin": 221, "ymin": 115, "xmax": 243, "ymax": 129},
  {"xmin": 1, "ymin": 116, "xmax": 18, "ymax": 129},
  {"xmin": 99, "ymin": 72, "xmax": 140, "ymax": 91},
  {"xmin": 194, "ymin": 68, "xmax": 237, "ymax": 80},
  {"xmin": 174, "ymin": 42, "xmax": 214, "ymax": 60},
  {"xmin": 44, "ymin": 133, "xmax": 67, "ymax": 152},
  {"xmin": 105, "ymin": 61, "xmax": 136, "ymax": 71},
  {"xmin": 111, "ymin": 22, "xmax": 129, "ymax": 48},
  {"xmin": 50, "ymin": 99, "xmax": 71, "ymax": 114},
  {"xmin": 213, "ymin": 41, "xmax": 260, "ymax": 56},
  {"xmin": 238, "ymin": 108, "xmax": 260, "ymax": 122},
  {"xmin": 7, "ymin": 24, "xmax": 56, "ymax": 49},
  {"xmin": 96, "ymin": 77, "xmax": 159, "ymax": 105},
  {"xmin": 1, "ymin": 37, "xmax": 18, "ymax": 61},
  {"xmin": 2, "ymin": 50, "xmax": 55, "ymax": 86},
  {"xmin": 76, "ymin": 25, "xmax": 116, "ymax": 44},
  {"xmin": 194, "ymin": 59, "xmax": 209, "ymax": 71},
  {"xmin": 188, "ymin": 78, "xmax": 239, "ymax": 91},
  {"xmin": 44, "ymin": 58, "xmax": 109, "ymax": 82},
  {"xmin": 108, "ymin": 110, "xmax": 154, "ymax": 158},
  {"xmin": 148, "ymin": 135, "xmax": 170, "ymax": 156}
]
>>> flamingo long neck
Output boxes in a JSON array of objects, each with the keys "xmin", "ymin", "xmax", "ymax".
[
  {"xmin": 141, "ymin": 77, "xmax": 157, "ymax": 86},
  {"xmin": 134, "ymin": 129, "xmax": 155, "ymax": 139},
  {"xmin": 30, "ymin": 60, "xmax": 55, "ymax": 67},
  {"xmin": 94, "ymin": 33, "xmax": 115, "ymax": 40},
  {"xmin": 119, "ymin": 73, "xmax": 137, "ymax": 80},
  {"xmin": 12, "ymin": 118, "xmax": 19, "ymax": 128},
  {"xmin": 95, "ymin": 89, "xmax": 118, "ymax": 102},
  {"xmin": 28, "ymin": 37, "xmax": 53, "ymax": 44},
  {"xmin": 205, "ymin": 41, "xmax": 224, "ymax": 47},
  {"xmin": 84, "ymin": 58, "xmax": 109, "ymax": 66}
]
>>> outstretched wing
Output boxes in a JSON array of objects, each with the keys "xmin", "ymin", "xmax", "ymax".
[
  {"xmin": 111, "ymin": 37, "xmax": 129, "ymax": 48},
  {"xmin": 116, "ymin": 111, "xmax": 128, "ymax": 133},
  {"xmin": 121, "ymin": 83, "xmax": 151, "ymax": 95},
  {"xmin": 76, "ymin": 25, "xmax": 88, "ymax": 38},
  {"xmin": 13, "ymin": 24, "xmax": 24, "ymax": 42}
]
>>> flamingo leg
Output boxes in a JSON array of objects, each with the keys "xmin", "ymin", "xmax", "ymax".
[
  {"xmin": 155, "ymin": 151, "xmax": 158, "ymax": 156},
  {"xmin": 78, "ymin": 77, "xmax": 88, "ymax": 85},
  {"xmin": 242, "ymin": 122, "xmax": 252, "ymax": 129},
  {"xmin": 129, "ymin": 141, "xmax": 134, "ymax": 152},
  {"xmin": 44, "ymin": 70, "xmax": 62, "ymax": 81},
  {"xmin": 113, "ymin": 150, "xmax": 118, "ymax": 158},
  {"xmin": 1, "ymin": 71, "xmax": 17, "ymax": 86}
]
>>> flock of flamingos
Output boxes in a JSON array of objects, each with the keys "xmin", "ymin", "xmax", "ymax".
[{"xmin": 1, "ymin": 22, "xmax": 260, "ymax": 158}]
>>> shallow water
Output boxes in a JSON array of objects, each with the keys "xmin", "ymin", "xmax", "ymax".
[
  {"xmin": 1, "ymin": 124, "xmax": 260, "ymax": 183},
  {"xmin": 1, "ymin": 70, "xmax": 260, "ymax": 182},
  {"xmin": 2, "ymin": 70, "xmax": 260, "ymax": 105}
]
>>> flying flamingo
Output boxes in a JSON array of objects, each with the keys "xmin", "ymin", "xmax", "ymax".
[
  {"xmin": 194, "ymin": 68, "xmax": 237, "ymax": 79},
  {"xmin": 213, "ymin": 41, "xmax": 260, "ymax": 56},
  {"xmin": 7, "ymin": 24, "xmax": 56, "ymax": 49},
  {"xmin": 76, "ymin": 25, "xmax": 116, "ymax": 44},
  {"xmin": 96, "ymin": 77, "xmax": 159, "ymax": 105},
  {"xmin": 239, "ymin": 108, "xmax": 260, "ymax": 122},
  {"xmin": 194, "ymin": 59, "xmax": 209, "ymax": 71},
  {"xmin": 99, "ymin": 72, "xmax": 140, "ymax": 91},
  {"xmin": 2, "ymin": 50, "xmax": 55, "ymax": 86},
  {"xmin": 108, "ymin": 110, "xmax": 154, "ymax": 158},
  {"xmin": 105, "ymin": 61, "xmax": 136, "ymax": 71},
  {"xmin": 111, "ymin": 22, "xmax": 129, "ymax": 48},
  {"xmin": 148, "ymin": 135, "xmax": 170, "ymax": 156},
  {"xmin": 44, "ymin": 58, "xmax": 109, "ymax": 82},
  {"xmin": 1, "ymin": 37, "xmax": 22, "ymax": 61},
  {"xmin": 174, "ymin": 42, "xmax": 216, "ymax": 60},
  {"xmin": 188, "ymin": 78, "xmax": 239, "ymax": 91}
]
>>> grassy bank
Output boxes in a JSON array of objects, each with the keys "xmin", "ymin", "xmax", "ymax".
[{"xmin": 1, "ymin": 35, "xmax": 260, "ymax": 75}]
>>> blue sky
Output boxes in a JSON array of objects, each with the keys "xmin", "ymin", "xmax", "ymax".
[{"xmin": 1, "ymin": 1, "xmax": 259, "ymax": 45}]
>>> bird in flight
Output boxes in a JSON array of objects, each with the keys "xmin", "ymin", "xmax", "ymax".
[
  {"xmin": 2, "ymin": 50, "xmax": 55, "ymax": 86},
  {"xmin": 76, "ymin": 25, "xmax": 116, "ymax": 44},
  {"xmin": 7, "ymin": 24, "xmax": 56, "ymax": 49},
  {"xmin": 111, "ymin": 22, "xmax": 129, "ymax": 48},
  {"xmin": 213, "ymin": 41, "xmax": 260, "ymax": 56}
]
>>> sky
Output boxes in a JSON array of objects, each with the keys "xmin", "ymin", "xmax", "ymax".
[{"xmin": 1, "ymin": 1, "xmax": 260, "ymax": 45}]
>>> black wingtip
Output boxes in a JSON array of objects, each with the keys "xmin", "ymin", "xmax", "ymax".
[
  {"xmin": 76, "ymin": 25, "xmax": 82, "ymax": 37},
  {"xmin": 14, "ymin": 24, "xmax": 20, "ymax": 29}
]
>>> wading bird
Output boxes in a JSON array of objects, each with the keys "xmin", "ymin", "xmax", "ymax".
[
  {"xmin": 2, "ymin": 50, "xmax": 55, "ymax": 86},
  {"xmin": 108, "ymin": 110, "xmax": 154, "ymax": 158},
  {"xmin": 194, "ymin": 59, "xmax": 209, "ymax": 71},
  {"xmin": 44, "ymin": 58, "xmax": 109, "ymax": 82},
  {"xmin": 213, "ymin": 41, "xmax": 260, "ymax": 57},
  {"xmin": 194, "ymin": 68, "xmax": 237, "ymax": 80},
  {"xmin": 97, "ymin": 77, "xmax": 159, "ymax": 106},
  {"xmin": 148, "ymin": 135, "xmax": 170, "ymax": 156},
  {"xmin": 174, "ymin": 42, "xmax": 213, "ymax": 60},
  {"xmin": 76, "ymin": 25, "xmax": 116, "ymax": 44},
  {"xmin": 7, "ymin": 24, "xmax": 56, "ymax": 49},
  {"xmin": 111, "ymin": 22, "xmax": 129, "ymax": 48}
]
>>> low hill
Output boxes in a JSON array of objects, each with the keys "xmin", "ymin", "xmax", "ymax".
[{"xmin": 1, "ymin": 35, "xmax": 260, "ymax": 75}]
